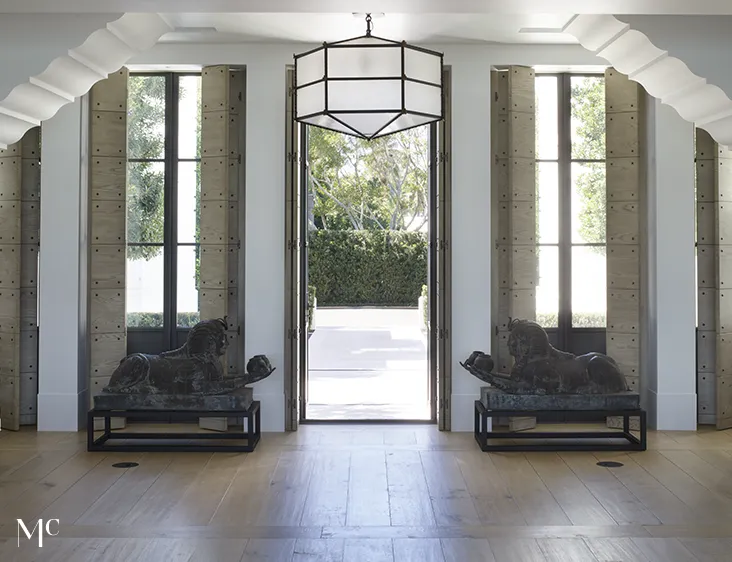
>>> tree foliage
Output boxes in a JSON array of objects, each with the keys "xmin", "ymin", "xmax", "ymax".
[
  {"xmin": 571, "ymin": 77, "xmax": 606, "ymax": 248},
  {"xmin": 127, "ymin": 76, "xmax": 166, "ymax": 260},
  {"xmin": 307, "ymin": 127, "xmax": 429, "ymax": 231}
]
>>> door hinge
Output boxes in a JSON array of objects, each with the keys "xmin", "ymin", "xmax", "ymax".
[
  {"xmin": 238, "ymin": 91, "xmax": 243, "ymax": 102},
  {"xmin": 287, "ymin": 151, "xmax": 299, "ymax": 163},
  {"xmin": 238, "ymin": 153, "xmax": 242, "ymax": 164}
]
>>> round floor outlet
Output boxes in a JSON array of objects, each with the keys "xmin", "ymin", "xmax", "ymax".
[
  {"xmin": 112, "ymin": 462, "xmax": 139, "ymax": 468},
  {"xmin": 596, "ymin": 461, "xmax": 624, "ymax": 468}
]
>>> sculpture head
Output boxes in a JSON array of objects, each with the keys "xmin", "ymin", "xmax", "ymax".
[
  {"xmin": 187, "ymin": 318, "xmax": 229, "ymax": 357},
  {"xmin": 246, "ymin": 354, "xmax": 273, "ymax": 376},
  {"xmin": 507, "ymin": 318, "xmax": 552, "ymax": 361}
]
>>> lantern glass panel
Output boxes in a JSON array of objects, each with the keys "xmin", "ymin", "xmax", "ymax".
[
  {"xmin": 404, "ymin": 47, "xmax": 442, "ymax": 84},
  {"xmin": 328, "ymin": 43, "xmax": 401, "ymax": 78},
  {"xmin": 405, "ymin": 81, "xmax": 441, "ymax": 115},
  {"xmin": 296, "ymin": 49, "xmax": 325, "ymax": 85},
  {"xmin": 328, "ymin": 79, "xmax": 402, "ymax": 111},
  {"xmin": 296, "ymin": 82, "xmax": 324, "ymax": 118}
]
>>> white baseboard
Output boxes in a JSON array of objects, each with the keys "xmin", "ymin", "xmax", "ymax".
[
  {"xmin": 37, "ymin": 392, "xmax": 84, "ymax": 432},
  {"xmin": 254, "ymin": 391, "xmax": 285, "ymax": 432},
  {"xmin": 649, "ymin": 390, "xmax": 697, "ymax": 430},
  {"xmin": 451, "ymin": 393, "xmax": 483, "ymax": 431}
]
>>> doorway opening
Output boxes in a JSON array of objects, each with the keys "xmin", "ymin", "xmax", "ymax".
[
  {"xmin": 284, "ymin": 67, "xmax": 452, "ymax": 428},
  {"xmin": 304, "ymin": 124, "xmax": 433, "ymax": 421}
]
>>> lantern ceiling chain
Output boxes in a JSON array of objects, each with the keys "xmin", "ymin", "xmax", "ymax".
[{"xmin": 365, "ymin": 13, "xmax": 373, "ymax": 36}]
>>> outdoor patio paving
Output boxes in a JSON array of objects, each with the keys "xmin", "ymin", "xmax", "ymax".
[{"xmin": 306, "ymin": 307, "xmax": 431, "ymax": 420}]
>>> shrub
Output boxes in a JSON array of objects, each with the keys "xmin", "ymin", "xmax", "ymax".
[
  {"xmin": 536, "ymin": 312, "xmax": 606, "ymax": 329},
  {"xmin": 421, "ymin": 284, "xmax": 428, "ymax": 328},
  {"xmin": 127, "ymin": 312, "xmax": 200, "ymax": 328},
  {"xmin": 308, "ymin": 230, "xmax": 428, "ymax": 307},
  {"xmin": 307, "ymin": 285, "xmax": 316, "ymax": 332}
]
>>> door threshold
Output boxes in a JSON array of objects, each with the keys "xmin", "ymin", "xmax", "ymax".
[{"xmin": 301, "ymin": 418, "xmax": 436, "ymax": 425}]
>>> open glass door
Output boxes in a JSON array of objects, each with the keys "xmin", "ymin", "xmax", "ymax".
[
  {"xmin": 430, "ymin": 67, "xmax": 452, "ymax": 430},
  {"xmin": 284, "ymin": 67, "xmax": 304, "ymax": 430}
]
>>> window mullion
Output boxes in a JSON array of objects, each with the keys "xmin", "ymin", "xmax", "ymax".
[
  {"xmin": 162, "ymin": 73, "xmax": 177, "ymax": 348},
  {"xmin": 170, "ymin": 73, "xmax": 181, "ymax": 341},
  {"xmin": 558, "ymin": 73, "xmax": 573, "ymax": 348}
]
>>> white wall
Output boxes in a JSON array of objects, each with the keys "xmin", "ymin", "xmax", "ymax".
[
  {"xmin": 643, "ymin": 96, "xmax": 697, "ymax": 430},
  {"xmin": 38, "ymin": 97, "xmax": 88, "ymax": 431},
  {"xmin": 129, "ymin": 42, "xmax": 603, "ymax": 431}
]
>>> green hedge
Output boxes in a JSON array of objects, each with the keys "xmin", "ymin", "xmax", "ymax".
[
  {"xmin": 308, "ymin": 230, "xmax": 428, "ymax": 307},
  {"xmin": 127, "ymin": 312, "xmax": 200, "ymax": 328},
  {"xmin": 536, "ymin": 312, "xmax": 606, "ymax": 329}
]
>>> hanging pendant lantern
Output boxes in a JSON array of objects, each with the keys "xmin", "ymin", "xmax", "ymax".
[{"xmin": 293, "ymin": 14, "xmax": 444, "ymax": 140}]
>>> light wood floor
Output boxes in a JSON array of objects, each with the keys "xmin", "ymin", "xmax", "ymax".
[{"xmin": 1, "ymin": 424, "xmax": 732, "ymax": 561}]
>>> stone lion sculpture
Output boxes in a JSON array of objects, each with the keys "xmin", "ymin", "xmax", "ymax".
[
  {"xmin": 460, "ymin": 318, "xmax": 628, "ymax": 395},
  {"xmin": 102, "ymin": 317, "xmax": 275, "ymax": 396}
]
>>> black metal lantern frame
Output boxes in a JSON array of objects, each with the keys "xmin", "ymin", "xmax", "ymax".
[{"xmin": 293, "ymin": 14, "xmax": 444, "ymax": 140}]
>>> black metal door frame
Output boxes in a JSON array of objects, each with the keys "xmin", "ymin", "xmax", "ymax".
[{"xmin": 298, "ymin": 123, "xmax": 440, "ymax": 424}]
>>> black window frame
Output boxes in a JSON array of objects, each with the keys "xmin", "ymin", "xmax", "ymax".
[
  {"xmin": 126, "ymin": 71, "xmax": 201, "ymax": 354},
  {"xmin": 536, "ymin": 72, "xmax": 607, "ymax": 354}
]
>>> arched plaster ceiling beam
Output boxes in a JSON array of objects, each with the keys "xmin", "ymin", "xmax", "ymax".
[
  {"xmin": 0, "ymin": 13, "xmax": 172, "ymax": 149},
  {"xmin": 564, "ymin": 14, "xmax": 732, "ymax": 149}
]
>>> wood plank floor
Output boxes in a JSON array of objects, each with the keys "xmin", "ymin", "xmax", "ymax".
[{"xmin": 1, "ymin": 424, "xmax": 732, "ymax": 561}]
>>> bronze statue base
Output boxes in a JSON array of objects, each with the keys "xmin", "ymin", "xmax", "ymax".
[
  {"xmin": 93, "ymin": 388, "xmax": 253, "ymax": 411},
  {"xmin": 480, "ymin": 387, "xmax": 640, "ymax": 411}
]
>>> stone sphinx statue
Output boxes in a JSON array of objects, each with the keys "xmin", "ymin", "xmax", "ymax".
[
  {"xmin": 460, "ymin": 318, "xmax": 628, "ymax": 395},
  {"xmin": 102, "ymin": 317, "xmax": 274, "ymax": 397}
]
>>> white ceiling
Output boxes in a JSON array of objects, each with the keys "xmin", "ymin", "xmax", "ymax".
[
  {"xmin": 161, "ymin": 13, "xmax": 578, "ymax": 45},
  {"xmin": 4, "ymin": 0, "xmax": 732, "ymax": 14}
]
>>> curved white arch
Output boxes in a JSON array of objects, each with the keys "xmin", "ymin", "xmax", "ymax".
[
  {"xmin": 564, "ymin": 14, "xmax": 732, "ymax": 149},
  {"xmin": 0, "ymin": 13, "xmax": 172, "ymax": 149}
]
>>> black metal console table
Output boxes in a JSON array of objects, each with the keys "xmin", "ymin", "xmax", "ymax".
[
  {"xmin": 474, "ymin": 400, "xmax": 646, "ymax": 452},
  {"xmin": 87, "ymin": 401, "xmax": 261, "ymax": 453}
]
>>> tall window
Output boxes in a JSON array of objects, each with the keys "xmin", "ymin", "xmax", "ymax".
[
  {"xmin": 535, "ymin": 74, "xmax": 607, "ymax": 349},
  {"xmin": 126, "ymin": 73, "xmax": 202, "ymax": 350}
]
